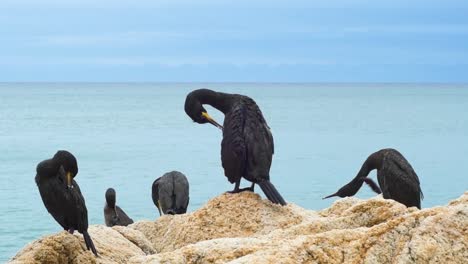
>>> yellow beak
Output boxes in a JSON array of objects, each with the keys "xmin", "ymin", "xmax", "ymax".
[
  {"xmin": 201, "ymin": 112, "xmax": 223, "ymax": 130},
  {"xmin": 66, "ymin": 172, "xmax": 73, "ymax": 189},
  {"xmin": 157, "ymin": 200, "xmax": 163, "ymax": 216}
]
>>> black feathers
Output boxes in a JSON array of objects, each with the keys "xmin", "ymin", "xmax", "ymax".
[
  {"xmin": 324, "ymin": 148, "xmax": 423, "ymax": 209},
  {"xmin": 152, "ymin": 171, "xmax": 190, "ymax": 215},
  {"xmin": 362, "ymin": 178, "xmax": 382, "ymax": 194},
  {"xmin": 104, "ymin": 188, "xmax": 134, "ymax": 227},
  {"xmin": 35, "ymin": 151, "xmax": 98, "ymax": 256},
  {"xmin": 258, "ymin": 181, "xmax": 287, "ymax": 206},
  {"xmin": 185, "ymin": 89, "xmax": 286, "ymax": 205}
]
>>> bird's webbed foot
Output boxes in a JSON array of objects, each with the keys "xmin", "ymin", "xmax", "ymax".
[
  {"xmin": 227, "ymin": 182, "xmax": 255, "ymax": 193},
  {"xmin": 246, "ymin": 183, "xmax": 255, "ymax": 192},
  {"xmin": 226, "ymin": 180, "xmax": 241, "ymax": 193},
  {"xmin": 237, "ymin": 186, "xmax": 255, "ymax": 193}
]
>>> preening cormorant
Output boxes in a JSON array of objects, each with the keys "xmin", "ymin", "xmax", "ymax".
[
  {"xmin": 184, "ymin": 89, "xmax": 287, "ymax": 205},
  {"xmin": 324, "ymin": 148, "xmax": 424, "ymax": 209},
  {"xmin": 35, "ymin": 150, "xmax": 98, "ymax": 256},
  {"xmin": 104, "ymin": 188, "xmax": 134, "ymax": 227},
  {"xmin": 152, "ymin": 171, "xmax": 189, "ymax": 215}
]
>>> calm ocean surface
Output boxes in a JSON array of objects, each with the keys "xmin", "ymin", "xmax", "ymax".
[{"xmin": 1, "ymin": 83, "xmax": 468, "ymax": 261}]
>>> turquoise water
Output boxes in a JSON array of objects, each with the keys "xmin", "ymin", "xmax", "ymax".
[{"xmin": 1, "ymin": 83, "xmax": 468, "ymax": 261}]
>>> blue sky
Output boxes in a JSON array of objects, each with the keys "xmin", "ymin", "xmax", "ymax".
[{"xmin": 1, "ymin": 0, "xmax": 467, "ymax": 82}]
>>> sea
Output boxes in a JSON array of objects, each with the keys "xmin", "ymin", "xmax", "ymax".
[{"xmin": 1, "ymin": 83, "xmax": 467, "ymax": 262}]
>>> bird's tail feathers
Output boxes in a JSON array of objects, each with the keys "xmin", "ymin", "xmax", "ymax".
[
  {"xmin": 258, "ymin": 180, "xmax": 287, "ymax": 206},
  {"xmin": 83, "ymin": 231, "xmax": 98, "ymax": 257}
]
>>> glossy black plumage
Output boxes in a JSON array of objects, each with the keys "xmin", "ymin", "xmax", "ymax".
[
  {"xmin": 104, "ymin": 188, "xmax": 134, "ymax": 227},
  {"xmin": 35, "ymin": 151, "xmax": 98, "ymax": 256},
  {"xmin": 184, "ymin": 89, "xmax": 286, "ymax": 205},
  {"xmin": 152, "ymin": 171, "xmax": 190, "ymax": 216},
  {"xmin": 324, "ymin": 148, "xmax": 424, "ymax": 209}
]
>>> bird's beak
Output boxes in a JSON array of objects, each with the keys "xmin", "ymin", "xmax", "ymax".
[
  {"xmin": 66, "ymin": 172, "xmax": 74, "ymax": 189},
  {"xmin": 202, "ymin": 112, "xmax": 223, "ymax": 130},
  {"xmin": 157, "ymin": 200, "xmax": 163, "ymax": 216},
  {"xmin": 322, "ymin": 192, "xmax": 338, "ymax": 199}
]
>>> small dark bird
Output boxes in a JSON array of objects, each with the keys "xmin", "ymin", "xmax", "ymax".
[
  {"xmin": 104, "ymin": 188, "xmax": 134, "ymax": 227},
  {"xmin": 184, "ymin": 89, "xmax": 286, "ymax": 205},
  {"xmin": 324, "ymin": 148, "xmax": 424, "ymax": 209},
  {"xmin": 152, "ymin": 171, "xmax": 189, "ymax": 216},
  {"xmin": 35, "ymin": 150, "xmax": 98, "ymax": 256}
]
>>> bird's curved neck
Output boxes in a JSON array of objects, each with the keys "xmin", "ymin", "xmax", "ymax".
[
  {"xmin": 196, "ymin": 90, "xmax": 234, "ymax": 114},
  {"xmin": 106, "ymin": 195, "xmax": 116, "ymax": 208},
  {"xmin": 354, "ymin": 151, "xmax": 383, "ymax": 180}
]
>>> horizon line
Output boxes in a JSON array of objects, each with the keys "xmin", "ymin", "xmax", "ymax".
[{"xmin": 1, "ymin": 81, "xmax": 468, "ymax": 85}]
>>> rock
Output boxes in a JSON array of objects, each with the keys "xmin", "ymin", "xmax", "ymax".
[
  {"xmin": 9, "ymin": 226, "xmax": 146, "ymax": 264},
  {"xmin": 130, "ymin": 192, "xmax": 302, "ymax": 253},
  {"xmin": 112, "ymin": 226, "xmax": 156, "ymax": 255},
  {"xmin": 9, "ymin": 192, "xmax": 468, "ymax": 264}
]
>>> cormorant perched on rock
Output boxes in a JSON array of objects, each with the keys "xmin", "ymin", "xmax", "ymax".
[
  {"xmin": 104, "ymin": 188, "xmax": 134, "ymax": 227},
  {"xmin": 35, "ymin": 150, "xmax": 98, "ymax": 256},
  {"xmin": 184, "ymin": 89, "xmax": 287, "ymax": 205},
  {"xmin": 152, "ymin": 171, "xmax": 189, "ymax": 215},
  {"xmin": 324, "ymin": 148, "xmax": 424, "ymax": 209}
]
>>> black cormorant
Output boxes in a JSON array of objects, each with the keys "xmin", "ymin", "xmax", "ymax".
[
  {"xmin": 323, "ymin": 148, "xmax": 424, "ymax": 209},
  {"xmin": 104, "ymin": 188, "xmax": 134, "ymax": 227},
  {"xmin": 152, "ymin": 171, "xmax": 189, "ymax": 215},
  {"xmin": 35, "ymin": 150, "xmax": 98, "ymax": 256},
  {"xmin": 184, "ymin": 89, "xmax": 286, "ymax": 205}
]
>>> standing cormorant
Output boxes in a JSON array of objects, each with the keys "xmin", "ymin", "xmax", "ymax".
[
  {"xmin": 35, "ymin": 150, "xmax": 98, "ymax": 256},
  {"xmin": 184, "ymin": 89, "xmax": 286, "ymax": 205},
  {"xmin": 323, "ymin": 148, "xmax": 424, "ymax": 209},
  {"xmin": 104, "ymin": 188, "xmax": 134, "ymax": 227},
  {"xmin": 152, "ymin": 171, "xmax": 189, "ymax": 215}
]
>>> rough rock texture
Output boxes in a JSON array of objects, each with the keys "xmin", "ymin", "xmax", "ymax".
[
  {"xmin": 9, "ymin": 225, "xmax": 146, "ymax": 264},
  {"xmin": 10, "ymin": 191, "xmax": 468, "ymax": 264}
]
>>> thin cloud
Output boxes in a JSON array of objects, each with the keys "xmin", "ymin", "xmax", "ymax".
[
  {"xmin": 31, "ymin": 24, "xmax": 468, "ymax": 47},
  {"xmin": 1, "ymin": 0, "xmax": 467, "ymax": 9},
  {"xmin": 344, "ymin": 25, "xmax": 468, "ymax": 34},
  {"xmin": 0, "ymin": 56, "xmax": 336, "ymax": 67},
  {"xmin": 2, "ymin": 52, "xmax": 468, "ymax": 67},
  {"xmin": 31, "ymin": 30, "xmax": 266, "ymax": 47},
  {"xmin": 34, "ymin": 31, "xmax": 187, "ymax": 46}
]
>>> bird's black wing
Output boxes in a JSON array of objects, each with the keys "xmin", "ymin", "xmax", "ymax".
[
  {"xmin": 39, "ymin": 181, "xmax": 68, "ymax": 230},
  {"xmin": 156, "ymin": 175, "xmax": 174, "ymax": 214},
  {"xmin": 243, "ymin": 97, "xmax": 274, "ymax": 181},
  {"xmin": 221, "ymin": 104, "xmax": 247, "ymax": 184},
  {"xmin": 67, "ymin": 179, "xmax": 89, "ymax": 233},
  {"xmin": 172, "ymin": 172, "xmax": 190, "ymax": 213},
  {"xmin": 381, "ymin": 150, "xmax": 423, "ymax": 208},
  {"xmin": 241, "ymin": 97, "xmax": 286, "ymax": 205},
  {"xmin": 115, "ymin": 206, "xmax": 134, "ymax": 226},
  {"xmin": 152, "ymin": 177, "xmax": 163, "ymax": 216},
  {"xmin": 151, "ymin": 177, "xmax": 161, "ymax": 207},
  {"xmin": 36, "ymin": 161, "xmax": 68, "ymax": 230}
]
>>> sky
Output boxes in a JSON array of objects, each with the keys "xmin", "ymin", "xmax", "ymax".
[{"xmin": 1, "ymin": 0, "xmax": 467, "ymax": 82}]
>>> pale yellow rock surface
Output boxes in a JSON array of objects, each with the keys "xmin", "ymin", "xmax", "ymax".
[
  {"xmin": 9, "ymin": 225, "xmax": 146, "ymax": 264},
  {"xmin": 10, "ymin": 191, "xmax": 468, "ymax": 264}
]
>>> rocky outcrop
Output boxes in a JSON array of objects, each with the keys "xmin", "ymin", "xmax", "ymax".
[{"xmin": 10, "ymin": 192, "xmax": 467, "ymax": 263}]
